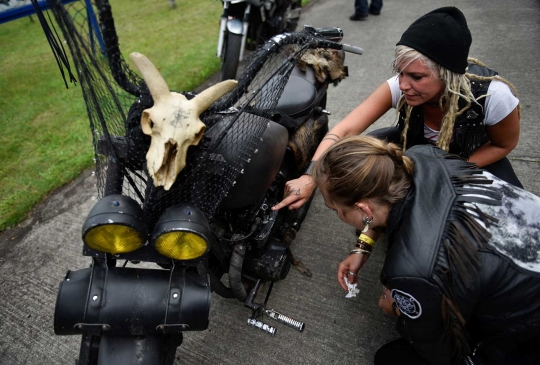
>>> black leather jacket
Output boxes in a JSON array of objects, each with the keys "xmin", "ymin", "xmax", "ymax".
[{"xmin": 380, "ymin": 145, "xmax": 540, "ymax": 364}]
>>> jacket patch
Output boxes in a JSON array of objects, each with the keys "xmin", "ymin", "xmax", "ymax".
[{"xmin": 391, "ymin": 289, "xmax": 422, "ymax": 319}]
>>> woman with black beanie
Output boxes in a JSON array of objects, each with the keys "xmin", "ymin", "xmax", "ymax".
[{"xmin": 274, "ymin": 6, "xmax": 522, "ymax": 213}]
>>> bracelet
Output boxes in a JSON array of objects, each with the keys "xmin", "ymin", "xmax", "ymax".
[
  {"xmin": 326, "ymin": 133, "xmax": 341, "ymax": 140},
  {"xmin": 358, "ymin": 233, "xmax": 376, "ymax": 246},
  {"xmin": 303, "ymin": 160, "xmax": 316, "ymax": 176},
  {"xmin": 350, "ymin": 248, "xmax": 371, "ymax": 255},
  {"xmin": 355, "ymin": 241, "xmax": 373, "ymax": 252},
  {"xmin": 321, "ymin": 137, "xmax": 339, "ymax": 143}
]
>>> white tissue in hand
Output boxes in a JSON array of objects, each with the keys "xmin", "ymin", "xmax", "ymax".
[{"xmin": 344, "ymin": 277, "xmax": 360, "ymax": 298}]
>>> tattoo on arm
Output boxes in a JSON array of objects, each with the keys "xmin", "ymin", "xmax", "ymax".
[{"xmin": 326, "ymin": 133, "xmax": 341, "ymax": 139}]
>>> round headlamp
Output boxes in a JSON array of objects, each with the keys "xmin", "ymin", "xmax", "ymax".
[
  {"xmin": 82, "ymin": 195, "xmax": 147, "ymax": 254},
  {"xmin": 152, "ymin": 204, "xmax": 211, "ymax": 261}
]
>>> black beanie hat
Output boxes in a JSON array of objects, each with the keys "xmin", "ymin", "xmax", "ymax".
[{"xmin": 396, "ymin": 7, "xmax": 472, "ymax": 74}]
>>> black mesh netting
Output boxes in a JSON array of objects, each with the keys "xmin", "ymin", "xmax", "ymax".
[{"xmin": 44, "ymin": 0, "xmax": 336, "ymax": 230}]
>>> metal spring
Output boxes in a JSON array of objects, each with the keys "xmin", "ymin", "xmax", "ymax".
[{"xmin": 265, "ymin": 309, "xmax": 305, "ymax": 332}]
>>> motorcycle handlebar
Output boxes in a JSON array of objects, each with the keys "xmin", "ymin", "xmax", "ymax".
[
  {"xmin": 303, "ymin": 25, "xmax": 363, "ymax": 55},
  {"xmin": 341, "ymin": 44, "xmax": 364, "ymax": 55},
  {"xmin": 310, "ymin": 38, "xmax": 364, "ymax": 56},
  {"xmin": 309, "ymin": 26, "xmax": 344, "ymax": 42}
]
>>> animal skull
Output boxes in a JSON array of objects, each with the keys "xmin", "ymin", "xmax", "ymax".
[{"xmin": 130, "ymin": 52, "xmax": 237, "ymax": 190}]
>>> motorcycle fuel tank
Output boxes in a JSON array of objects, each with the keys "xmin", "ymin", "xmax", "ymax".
[{"xmin": 206, "ymin": 113, "xmax": 288, "ymax": 209}]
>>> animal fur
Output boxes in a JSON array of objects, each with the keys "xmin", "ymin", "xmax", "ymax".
[
  {"xmin": 298, "ymin": 48, "xmax": 346, "ymax": 86},
  {"xmin": 288, "ymin": 115, "xmax": 329, "ymax": 171},
  {"xmin": 282, "ymin": 47, "xmax": 345, "ymax": 170}
]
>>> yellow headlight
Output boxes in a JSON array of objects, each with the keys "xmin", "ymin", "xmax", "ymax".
[
  {"xmin": 84, "ymin": 224, "xmax": 143, "ymax": 254},
  {"xmin": 155, "ymin": 231, "xmax": 208, "ymax": 260}
]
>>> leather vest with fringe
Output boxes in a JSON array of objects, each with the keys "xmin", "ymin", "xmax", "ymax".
[
  {"xmin": 380, "ymin": 145, "xmax": 540, "ymax": 364},
  {"xmin": 396, "ymin": 62, "xmax": 498, "ymax": 159}
]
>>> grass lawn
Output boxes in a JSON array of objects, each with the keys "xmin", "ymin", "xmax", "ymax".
[
  {"xmin": 0, "ymin": 0, "xmax": 311, "ymax": 232},
  {"xmin": 0, "ymin": 0, "xmax": 222, "ymax": 231}
]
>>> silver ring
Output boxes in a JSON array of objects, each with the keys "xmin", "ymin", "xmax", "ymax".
[{"xmin": 347, "ymin": 271, "xmax": 357, "ymax": 277}]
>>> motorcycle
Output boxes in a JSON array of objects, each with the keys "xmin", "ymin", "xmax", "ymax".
[
  {"xmin": 33, "ymin": 0, "xmax": 363, "ymax": 363},
  {"xmin": 217, "ymin": 0, "xmax": 302, "ymax": 81}
]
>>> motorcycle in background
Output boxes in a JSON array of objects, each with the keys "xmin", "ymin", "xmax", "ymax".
[
  {"xmin": 33, "ymin": 0, "xmax": 363, "ymax": 363},
  {"xmin": 217, "ymin": 0, "xmax": 302, "ymax": 81}
]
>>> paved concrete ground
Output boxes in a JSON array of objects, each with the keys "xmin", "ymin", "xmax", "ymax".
[{"xmin": 1, "ymin": 0, "xmax": 539, "ymax": 364}]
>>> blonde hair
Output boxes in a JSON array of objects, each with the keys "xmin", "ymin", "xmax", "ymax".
[
  {"xmin": 313, "ymin": 136, "xmax": 414, "ymax": 208},
  {"xmin": 392, "ymin": 46, "xmax": 520, "ymax": 151}
]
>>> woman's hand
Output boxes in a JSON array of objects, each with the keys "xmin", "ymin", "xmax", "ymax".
[
  {"xmin": 271, "ymin": 175, "xmax": 316, "ymax": 211},
  {"xmin": 378, "ymin": 287, "xmax": 400, "ymax": 316},
  {"xmin": 337, "ymin": 253, "xmax": 370, "ymax": 291}
]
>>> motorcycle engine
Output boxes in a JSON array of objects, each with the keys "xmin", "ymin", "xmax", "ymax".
[{"xmin": 211, "ymin": 170, "xmax": 292, "ymax": 281}]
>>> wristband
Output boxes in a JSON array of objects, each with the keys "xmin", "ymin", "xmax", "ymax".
[{"xmin": 358, "ymin": 233, "xmax": 376, "ymax": 246}]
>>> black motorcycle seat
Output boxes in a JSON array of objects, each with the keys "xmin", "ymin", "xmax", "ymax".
[{"xmin": 275, "ymin": 66, "xmax": 318, "ymax": 118}]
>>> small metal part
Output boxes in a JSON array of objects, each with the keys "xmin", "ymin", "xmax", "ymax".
[
  {"xmin": 245, "ymin": 279, "xmax": 306, "ymax": 335},
  {"xmin": 172, "ymin": 293, "xmax": 178, "ymax": 299},
  {"xmin": 292, "ymin": 259, "xmax": 312, "ymax": 278},
  {"xmin": 92, "ymin": 295, "xmax": 99, "ymax": 301},
  {"xmin": 264, "ymin": 309, "xmax": 305, "ymax": 332},
  {"xmin": 288, "ymin": 250, "xmax": 312, "ymax": 278},
  {"xmin": 321, "ymin": 109, "xmax": 331, "ymax": 115},
  {"xmin": 247, "ymin": 318, "xmax": 276, "ymax": 335},
  {"xmin": 156, "ymin": 324, "xmax": 190, "ymax": 333},
  {"xmin": 74, "ymin": 323, "xmax": 110, "ymax": 332}
]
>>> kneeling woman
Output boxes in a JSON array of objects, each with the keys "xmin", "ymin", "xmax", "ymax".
[{"xmin": 313, "ymin": 136, "xmax": 540, "ymax": 364}]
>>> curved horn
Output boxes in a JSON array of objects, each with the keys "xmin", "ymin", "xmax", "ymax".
[
  {"xmin": 130, "ymin": 52, "xmax": 170, "ymax": 102},
  {"xmin": 192, "ymin": 80, "xmax": 238, "ymax": 114}
]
